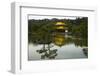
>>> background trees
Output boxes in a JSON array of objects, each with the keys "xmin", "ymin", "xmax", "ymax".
[{"xmin": 28, "ymin": 17, "xmax": 88, "ymax": 38}]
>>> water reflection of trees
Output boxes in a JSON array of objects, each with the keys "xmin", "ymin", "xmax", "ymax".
[
  {"xmin": 29, "ymin": 32, "xmax": 58, "ymax": 59},
  {"xmin": 52, "ymin": 33, "xmax": 88, "ymax": 47},
  {"xmin": 29, "ymin": 33, "xmax": 87, "ymax": 47},
  {"xmin": 29, "ymin": 32, "xmax": 88, "ymax": 58}
]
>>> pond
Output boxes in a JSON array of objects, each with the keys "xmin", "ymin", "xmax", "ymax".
[{"xmin": 28, "ymin": 32, "xmax": 88, "ymax": 60}]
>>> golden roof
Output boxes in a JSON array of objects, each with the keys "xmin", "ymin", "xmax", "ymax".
[
  {"xmin": 55, "ymin": 22, "xmax": 65, "ymax": 25},
  {"xmin": 56, "ymin": 26, "xmax": 65, "ymax": 29}
]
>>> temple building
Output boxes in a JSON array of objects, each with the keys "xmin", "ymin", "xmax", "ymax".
[{"xmin": 55, "ymin": 22, "xmax": 66, "ymax": 32}]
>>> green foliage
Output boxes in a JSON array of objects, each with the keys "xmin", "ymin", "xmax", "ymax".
[
  {"xmin": 70, "ymin": 17, "xmax": 88, "ymax": 38},
  {"xmin": 28, "ymin": 17, "xmax": 88, "ymax": 39}
]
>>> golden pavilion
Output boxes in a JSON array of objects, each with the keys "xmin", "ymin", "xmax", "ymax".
[{"xmin": 55, "ymin": 22, "xmax": 65, "ymax": 32}]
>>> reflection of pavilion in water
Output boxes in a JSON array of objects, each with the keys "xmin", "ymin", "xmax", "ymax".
[
  {"xmin": 53, "ymin": 33, "xmax": 65, "ymax": 47},
  {"xmin": 36, "ymin": 33, "xmax": 88, "ymax": 59},
  {"xmin": 36, "ymin": 33, "xmax": 66, "ymax": 59}
]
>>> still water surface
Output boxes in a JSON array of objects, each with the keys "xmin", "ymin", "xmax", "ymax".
[{"xmin": 28, "ymin": 33, "xmax": 88, "ymax": 60}]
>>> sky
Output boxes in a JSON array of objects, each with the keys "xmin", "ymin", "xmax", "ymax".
[{"xmin": 28, "ymin": 15, "xmax": 82, "ymax": 20}]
